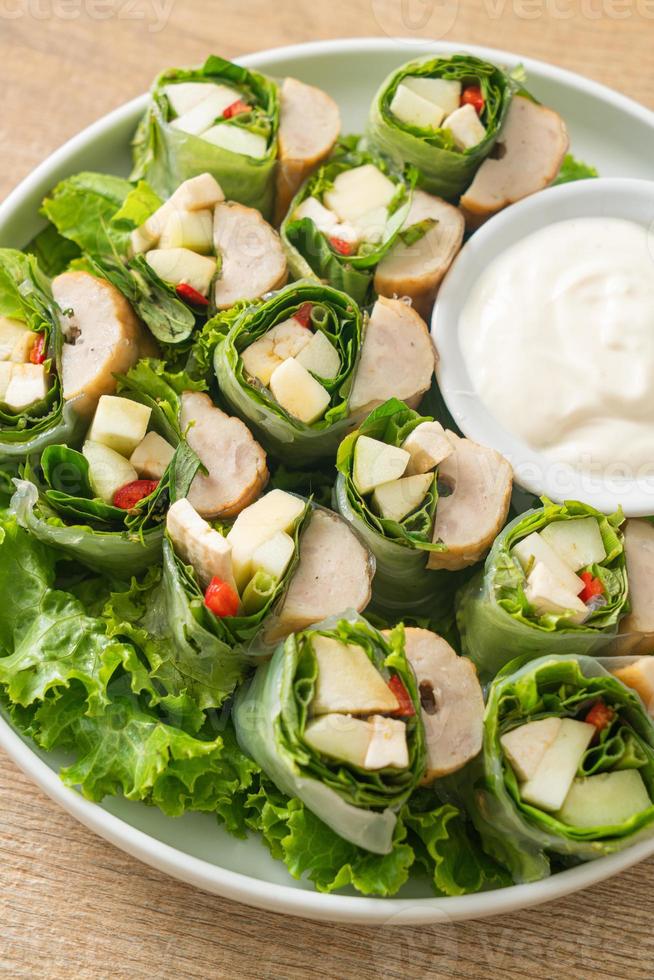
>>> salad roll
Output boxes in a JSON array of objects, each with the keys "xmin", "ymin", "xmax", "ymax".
[
  {"xmin": 461, "ymin": 654, "xmax": 654, "ymax": 882},
  {"xmin": 234, "ymin": 618, "xmax": 425, "ymax": 853},
  {"xmin": 334, "ymin": 399, "xmax": 511, "ymax": 616},
  {"xmin": 366, "ymin": 54, "xmax": 514, "ymax": 200},
  {"xmin": 457, "ymin": 501, "xmax": 629, "ymax": 679},
  {"xmin": 0, "ymin": 250, "xmax": 83, "ymax": 458}
]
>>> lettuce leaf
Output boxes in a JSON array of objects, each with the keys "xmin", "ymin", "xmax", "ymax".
[{"xmin": 553, "ymin": 154, "xmax": 598, "ymax": 185}]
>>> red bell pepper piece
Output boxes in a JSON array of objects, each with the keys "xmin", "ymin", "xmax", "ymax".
[
  {"xmin": 204, "ymin": 576, "xmax": 240, "ymax": 618},
  {"xmin": 387, "ymin": 675, "xmax": 415, "ymax": 717},
  {"xmin": 584, "ymin": 700, "xmax": 614, "ymax": 733},
  {"xmin": 223, "ymin": 99, "xmax": 250, "ymax": 119},
  {"xmin": 30, "ymin": 333, "xmax": 47, "ymax": 364},
  {"xmin": 579, "ymin": 571, "xmax": 604, "ymax": 603},
  {"xmin": 329, "ymin": 236, "xmax": 355, "ymax": 256},
  {"xmin": 460, "ymin": 85, "xmax": 485, "ymax": 115},
  {"xmin": 112, "ymin": 480, "xmax": 159, "ymax": 510},
  {"xmin": 176, "ymin": 283, "xmax": 210, "ymax": 307},
  {"xmin": 293, "ymin": 302, "xmax": 313, "ymax": 328}
]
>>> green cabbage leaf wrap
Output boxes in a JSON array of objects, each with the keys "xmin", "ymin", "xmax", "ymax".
[
  {"xmin": 0, "ymin": 249, "xmax": 83, "ymax": 458},
  {"xmin": 456, "ymin": 500, "xmax": 628, "ymax": 680},
  {"xmin": 447, "ymin": 654, "xmax": 654, "ymax": 882},
  {"xmin": 366, "ymin": 54, "xmax": 515, "ymax": 200},
  {"xmin": 233, "ymin": 616, "xmax": 426, "ymax": 854},
  {"xmin": 131, "ymin": 55, "xmax": 279, "ymax": 221},
  {"xmin": 208, "ymin": 280, "xmax": 362, "ymax": 464},
  {"xmin": 280, "ymin": 143, "xmax": 413, "ymax": 306}
]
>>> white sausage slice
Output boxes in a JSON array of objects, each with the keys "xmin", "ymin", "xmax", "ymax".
[
  {"xmin": 213, "ymin": 202, "xmax": 288, "ymax": 310},
  {"xmin": 275, "ymin": 77, "xmax": 341, "ymax": 224},
  {"xmin": 618, "ymin": 519, "xmax": 654, "ymax": 654},
  {"xmin": 348, "ymin": 297, "xmax": 435, "ymax": 417},
  {"xmin": 383, "ymin": 627, "xmax": 484, "ymax": 782},
  {"xmin": 374, "ymin": 190, "xmax": 464, "ymax": 320},
  {"xmin": 460, "ymin": 96, "xmax": 569, "ymax": 228},
  {"xmin": 52, "ymin": 270, "xmax": 153, "ymax": 420},
  {"xmin": 181, "ymin": 391, "xmax": 268, "ymax": 519},
  {"xmin": 427, "ymin": 431, "xmax": 512, "ymax": 571}
]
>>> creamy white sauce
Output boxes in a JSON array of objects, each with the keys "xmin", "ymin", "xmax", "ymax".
[{"xmin": 459, "ymin": 217, "xmax": 654, "ymax": 476}]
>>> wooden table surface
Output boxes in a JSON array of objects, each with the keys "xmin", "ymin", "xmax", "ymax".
[{"xmin": 1, "ymin": 3, "xmax": 653, "ymax": 977}]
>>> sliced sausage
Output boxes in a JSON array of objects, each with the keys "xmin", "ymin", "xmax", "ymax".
[
  {"xmin": 263, "ymin": 508, "xmax": 373, "ymax": 644},
  {"xmin": 348, "ymin": 296, "xmax": 435, "ymax": 417},
  {"xmin": 383, "ymin": 627, "xmax": 484, "ymax": 782},
  {"xmin": 617, "ymin": 519, "xmax": 654, "ymax": 654},
  {"xmin": 180, "ymin": 391, "xmax": 268, "ymax": 519},
  {"xmin": 274, "ymin": 77, "xmax": 341, "ymax": 225},
  {"xmin": 213, "ymin": 202, "xmax": 288, "ymax": 310},
  {"xmin": 52, "ymin": 270, "xmax": 151, "ymax": 420},
  {"xmin": 460, "ymin": 96, "xmax": 569, "ymax": 228},
  {"xmin": 427, "ymin": 431, "xmax": 512, "ymax": 571},
  {"xmin": 374, "ymin": 190, "xmax": 464, "ymax": 320}
]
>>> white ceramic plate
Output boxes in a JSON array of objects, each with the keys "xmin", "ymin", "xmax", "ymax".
[{"xmin": 2, "ymin": 37, "xmax": 654, "ymax": 925}]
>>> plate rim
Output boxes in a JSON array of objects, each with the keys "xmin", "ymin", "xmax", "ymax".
[{"xmin": 1, "ymin": 35, "xmax": 654, "ymax": 924}]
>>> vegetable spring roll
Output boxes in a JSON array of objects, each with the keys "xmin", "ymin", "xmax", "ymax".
[
  {"xmin": 457, "ymin": 501, "xmax": 629, "ymax": 679},
  {"xmin": 164, "ymin": 490, "xmax": 373, "ymax": 649},
  {"xmin": 234, "ymin": 618, "xmax": 426, "ymax": 853},
  {"xmin": 0, "ymin": 250, "xmax": 83, "ymax": 458},
  {"xmin": 334, "ymin": 399, "xmax": 511, "ymax": 617},
  {"xmin": 281, "ymin": 146, "xmax": 413, "ymax": 306},
  {"xmin": 366, "ymin": 54, "xmax": 514, "ymax": 200},
  {"xmin": 457, "ymin": 654, "xmax": 654, "ymax": 883}
]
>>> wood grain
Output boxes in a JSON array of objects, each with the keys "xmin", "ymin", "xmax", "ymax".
[{"xmin": 1, "ymin": 3, "xmax": 653, "ymax": 976}]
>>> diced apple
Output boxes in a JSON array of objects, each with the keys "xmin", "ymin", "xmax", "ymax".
[
  {"xmin": 159, "ymin": 209, "xmax": 214, "ymax": 254},
  {"xmin": 0, "ymin": 363, "xmax": 13, "ymax": 399},
  {"xmin": 519, "ymin": 718, "xmax": 595, "ymax": 812},
  {"xmin": 303, "ymin": 713, "xmax": 373, "ymax": 768},
  {"xmin": 293, "ymin": 196, "xmax": 339, "ymax": 235},
  {"xmin": 129, "ymin": 225, "xmax": 157, "ymax": 256},
  {"xmin": 541, "ymin": 518, "xmax": 606, "ymax": 572},
  {"xmin": 525, "ymin": 562, "xmax": 588, "ymax": 624},
  {"xmin": 251, "ymin": 530, "xmax": 295, "ymax": 581},
  {"xmin": 329, "ymin": 221, "xmax": 361, "ymax": 248},
  {"xmin": 146, "ymin": 248, "xmax": 217, "ymax": 296},
  {"xmin": 295, "ymin": 330, "xmax": 341, "ymax": 380},
  {"xmin": 172, "ymin": 173, "xmax": 225, "ymax": 211},
  {"xmin": 324, "ymin": 165, "xmax": 396, "ymax": 223},
  {"xmin": 269, "ymin": 358, "xmax": 331, "ymax": 425},
  {"xmin": 4, "ymin": 364, "xmax": 47, "ymax": 410},
  {"xmin": 372, "ymin": 473, "xmax": 433, "ymax": 522},
  {"xmin": 226, "ymin": 489, "xmax": 305, "ymax": 591},
  {"xmin": 311, "ymin": 635, "xmax": 399, "ymax": 715},
  {"xmin": 201, "ymin": 124, "xmax": 267, "ymax": 159},
  {"xmin": 129, "ymin": 430, "xmax": 175, "ymax": 480},
  {"xmin": 87, "ymin": 395, "xmax": 152, "ymax": 458},
  {"xmin": 556, "ymin": 770, "xmax": 651, "ymax": 828},
  {"xmin": 500, "ymin": 717, "xmax": 562, "ymax": 782},
  {"xmin": 83, "ymin": 440, "xmax": 138, "ymax": 505},
  {"xmin": 513, "ymin": 531, "xmax": 584, "ymax": 597},
  {"xmin": 241, "ymin": 319, "xmax": 311, "ymax": 386},
  {"xmin": 364, "ymin": 715, "xmax": 409, "ymax": 770},
  {"xmin": 352, "ymin": 435, "xmax": 410, "ymax": 495},
  {"xmin": 612, "ymin": 658, "xmax": 654, "ymax": 715},
  {"xmin": 0, "ymin": 317, "xmax": 31, "ymax": 362},
  {"xmin": 9, "ymin": 329, "xmax": 36, "ymax": 363},
  {"xmin": 351, "ymin": 206, "xmax": 388, "ymax": 245},
  {"xmin": 164, "ymin": 81, "xmax": 218, "ymax": 117},
  {"xmin": 442, "ymin": 104, "xmax": 487, "ymax": 150},
  {"xmin": 166, "ymin": 498, "xmax": 236, "ymax": 591},
  {"xmin": 169, "ymin": 85, "xmax": 241, "ymax": 135},
  {"xmin": 403, "ymin": 76, "xmax": 461, "ymax": 115},
  {"xmin": 389, "ymin": 83, "xmax": 446, "ymax": 129},
  {"xmin": 402, "ymin": 421, "xmax": 453, "ymax": 475}
]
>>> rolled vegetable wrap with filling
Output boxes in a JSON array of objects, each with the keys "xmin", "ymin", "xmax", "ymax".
[
  {"xmin": 164, "ymin": 488, "xmax": 373, "ymax": 649},
  {"xmin": 234, "ymin": 618, "xmax": 426, "ymax": 853},
  {"xmin": 459, "ymin": 654, "xmax": 654, "ymax": 882},
  {"xmin": 0, "ymin": 249, "xmax": 82, "ymax": 458},
  {"xmin": 366, "ymin": 54, "xmax": 514, "ymax": 200},
  {"xmin": 334, "ymin": 399, "xmax": 512, "ymax": 617},
  {"xmin": 457, "ymin": 500, "xmax": 629, "ymax": 680}
]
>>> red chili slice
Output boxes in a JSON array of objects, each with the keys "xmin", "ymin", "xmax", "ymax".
[
  {"xmin": 387, "ymin": 675, "xmax": 415, "ymax": 717},
  {"xmin": 30, "ymin": 333, "xmax": 47, "ymax": 364},
  {"xmin": 204, "ymin": 576, "xmax": 240, "ymax": 617},
  {"xmin": 584, "ymin": 700, "xmax": 614, "ymax": 732},
  {"xmin": 293, "ymin": 302, "xmax": 313, "ymax": 328},
  {"xmin": 460, "ymin": 85, "xmax": 485, "ymax": 114},
  {"xmin": 579, "ymin": 571, "xmax": 604, "ymax": 603},
  {"xmin": 112, "ymin": 480, "xmax": 159, "ymax": 510},
  {"xmin": 329, "ymin": 236, "xmax": 355, "ymax": 256},
  {"xmin": 223, "ymin": 99, "xmax": 250, "ymax": 119},
  {"xmin": 176, "ymin": 283, "xmax": 210, "ymax": 307}
]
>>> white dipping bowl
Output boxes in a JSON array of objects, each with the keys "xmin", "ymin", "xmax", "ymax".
[{"xmin": 433, "ymin": 177, "xmax": 654, "ymax": 517}]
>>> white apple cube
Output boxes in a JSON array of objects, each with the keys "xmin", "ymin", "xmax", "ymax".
[
  {"xmin": 541, "ymin": 518, "xmax": 606, "ymax": 572},
  {"xmin": 83, "ymin": 440, "xmax": 138, "ymax": 505},
  {"xmin": 294, "ymin": 197, "xmax": 339, "ymax": 235},
  {"xmin": 9, "ymin": 329, "xmax": 36, "ymax": 363},
  {"xmin": 364, "ymin": 715, "xmax": 409, "ymax": 770},
  {"xmin": 171, "ymin": 173, "xmax": 225, "ymax": 211},
  {"xmin": 556, "ymin": 770, "xmax": 651, "ymax": 828},
  {"xmin": 269, "ymin": 358, "xmax": 331, "ymax": 425},
  {"xmin": 159, "ymin": 209, "xmax": 214, "ymax": 254},
  {"xmin": 351, "ymin": 205, "xmax": 389, "ymax": 244},
  {"xmin": 513, "ymin": 532, "xmax": 584, "ymax": 597},
  {"xmin": 500, "ymin": 717, "xmax": 562, "ymax": 782},
  {"xmin": 87, "ymin": 395, "xmax": 152, "ymax": 458},
  {"xmin": 403, "ymin": 76, "xmax": 461, "ymax": 115},
  {"xmin": 295, "ymin": 330, "xmax": 341, "ymax": 380},
  {"xmin": 164, "ymin": 81, "xmax": 219, "ymax": 117},
  {"xmin": 129, "ymin": 225, "xmax": 157, "ymax": 256},
  {"xmin": 166, "ymin": 498, "xmax": 236, "ymax": 591},
  {"xmin": 251, "ymin": 530, "xmax": 295, "ymax": 582},
  {"xmin": 146, "ymin": 247, "xmax": 217, "ymax": 296},
  {"xmin": 442, "ymin": 104, "xmax": 487, "ymax": 150},
  {"xmin": 241, "ymin": 321, "xmax": 311, "ymax": 386},
  {"xmin": 0, "ymin": 317, "xmax": 31, "ymax": 362},
  {"xmin": 129, "ymin": 430, "xmax": 175, "ymax": 480},
  {"xmin": 524, "ymin": 562, "xmax": 588, "ymax": 624},
  {"xmin": 0, "ymin": 363, "xmax": 13, "ymax": 399},
  {"xmin": 520, "ymin": 718, "xmax": 595, "ymax": 812},
  {"xmin": 352, "ymin": 435, "xmax": 410, "ymax": 495},
  {"xmin": 201, "ymin": 124, "xmax": 267, "ymax": 159},
  {"xmin": 303, "ymin": 714, "xmax": 373, "ymax": 767},
  {"xmin": 4, "ymin": 364, "xmax": 47, "ymax": 410},
  {"xmin": 402, "ymin": 421, "xmax": 454, "ymax": 475},
  {"xmin": 324, "ymin": 165, "xmax": 396, "ymax": 222},
  {"xmin": 170, "ymin": 85, "xmax": 241, "ymax": 135},
  {"xmin": 372, "ymin": 473, "xmax": 433, "ymax": 523},
  {"xmin": 226, "ymin": 489, "xmax": 305, "ymax": 591},
  {"xmin": 311, "ymin": 635, "xmax": 399, "ymax": 715},
  {"xmin": 389, "ymin": 83, "xmax": 446, "ymax": 129}
]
